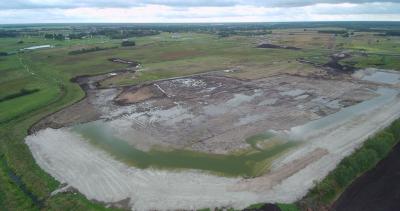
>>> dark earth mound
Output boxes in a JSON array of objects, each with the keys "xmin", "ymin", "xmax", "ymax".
[
  {"xmin": 333, "ymin": 142, "xmax": 400, "ymax": 211},
  {"xmin": 323, "ymin": 53, "xmax": 355, "ymax": 73}
]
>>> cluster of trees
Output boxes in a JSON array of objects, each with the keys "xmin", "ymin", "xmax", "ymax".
[
  {"xmin": 68, "ymin": 46, "xmax": 117, "ymax": 55},
  {"xmin": 305, "ymin": 118, "xmax": 400, "ymax": 205},
  {"xmin": 44, "ymin": 33, "xmax": 65, "ymax": 40},
  {"xmin": 121, "ymin": 40, "xmax": 135, "ymax": 47},
  {"xmin": 0, "ymin": 52, "xmax": 8, "ymax": 56}
]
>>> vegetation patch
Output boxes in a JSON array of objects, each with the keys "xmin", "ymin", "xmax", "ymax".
[
  {"xmin": 0, "ymin": 154, "xmax": 35, "ymax": 210},
  {"xmin": 277, "ymin": 203, "xmax": 299, "ymax": 211}
]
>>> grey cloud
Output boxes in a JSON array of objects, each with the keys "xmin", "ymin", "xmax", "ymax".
[
  {"xmin": 314, "ymin": 2, "xmax": 400, "ymax": 14},
  {"xmin": 244, "ymin": 0, "xmax": 400, "ymax": 7},
  {"xmin": 1, "ymin": 0, "xmax": 229, "ymax": 10},
  {"xmin": 0, "ymin": 0, "xmax": 140, "ymax": 10}
]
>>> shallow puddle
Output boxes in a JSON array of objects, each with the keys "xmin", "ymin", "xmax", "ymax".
[
  {"xmin": 21, "ymin": 45, "xmax": 53, "ymax": 50},
  {"xmin": 289, "ymin": 88, "xmax": 399, "ymax": 138},
  {"xmin": 362, "ymin": 71, "xmax": 400, "ymax": 85}
]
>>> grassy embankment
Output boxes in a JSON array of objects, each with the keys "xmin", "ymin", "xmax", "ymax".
[{"xmin": 0, "ymin": 36, "xmax": 125, "ymax": 210}]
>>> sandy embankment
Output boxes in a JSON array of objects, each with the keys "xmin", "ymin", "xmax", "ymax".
[
  {"xmin": 25, "ymin": 83, "xmax": 400, "ymax": 210},
  {"xmin": 26, "ymin": 129, "xmax": 260, "ymax": 210}
]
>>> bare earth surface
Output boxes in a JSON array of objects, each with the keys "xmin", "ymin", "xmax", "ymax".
[
  {"xmin": 54, "ymin": 74, "xmax": 377, "ymax": 154},
  {"xmin": 25, "ymin": 69, "xmax": 400, "ymax": 210}
]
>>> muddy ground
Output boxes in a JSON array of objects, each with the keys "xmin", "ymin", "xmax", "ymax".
[
  {"xmin": 31, "ymin": 69, "xmax": 378, "ymax": 154},
  {"xmin": 25, "ymin": 63, "xmax": 400, "ymax": 210},
  {"xmin": 333, "ymin": 142, "xmax": 400, "ymax": 211}
]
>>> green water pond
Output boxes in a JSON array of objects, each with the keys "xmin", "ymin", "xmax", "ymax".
[{"xmin": 73, "ymin": 121, "xmax": 297, "ymax": 177}]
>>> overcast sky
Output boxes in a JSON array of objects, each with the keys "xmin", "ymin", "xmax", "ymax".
[{"xmin": 1, "ymin": 0, "xmax": 400, "ymax": 24}]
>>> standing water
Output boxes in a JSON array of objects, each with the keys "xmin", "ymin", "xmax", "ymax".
[
  {"xmin": 290, "ymin": 69, "xmax": 400, "ymax": 139},
  {"xmin": 72, "ymin": 122, "xmax": 296, "ymax": 177}
]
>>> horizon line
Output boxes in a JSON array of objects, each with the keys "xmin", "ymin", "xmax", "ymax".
[{"xmin": 2, "ymin": 20, "xmax": 400, "ymax": 26}]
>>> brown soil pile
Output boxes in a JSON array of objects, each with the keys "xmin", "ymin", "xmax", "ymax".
[{"xmin": 115, "ymin": 85, "xmax": 165, "ymax": 105}]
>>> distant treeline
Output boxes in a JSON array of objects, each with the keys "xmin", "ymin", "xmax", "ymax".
[
  {"xmin": 317, "ymin": 30, "xmax": 354, "ymax": 37},
  {"xmin": 217, "ymin": 30, "xmax": 272, "ymax": 37},
  {"xmin": 3, "ymin": 22, "xmax": 400, "ymax": 39},
  {"xmin": 0, "ymin": 88, "xmax": 40, "ymax": 103},
  {"xmin": 383, "ymin": 31, "xmax": 400, "ymax": 36},
  {"xmin": 318, "ymin": 30, "xmax": 348, "ymax": 34},
  {"xmin": 45, "ymin": 33, "xmax": 89, "ymax": 40},
  {"xmin": 0, "ymin": 30, "xmax": 19, "ymax": 38},
  {"xmin": 300, "ymin": 118, "xmax": 400, "ymax": 208},
  {"xmin": 91, "ymin": 29, "xmax": 160, "ymax": 39},
  {"xmin": 68, "ymin": 46, "xmax": 117, "ymax": 55}
]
